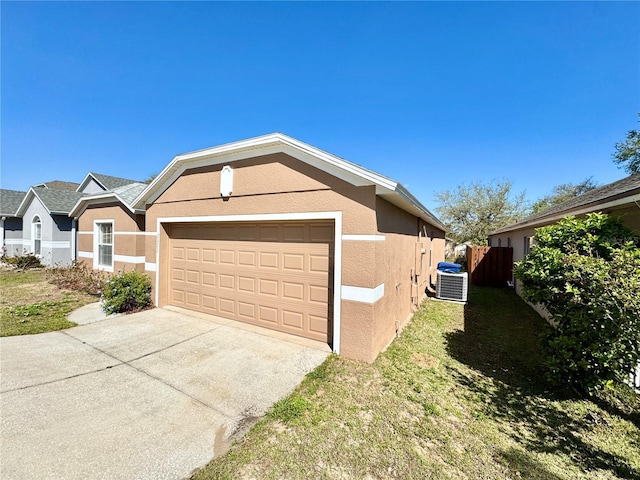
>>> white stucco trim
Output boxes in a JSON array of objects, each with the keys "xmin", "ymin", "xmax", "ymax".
[
  {"xmin": 341, "ymin": 234, "xmax": 385, "ymax": 241},
  {"xmin": 156, "ymin": 211, "xmax": 343, "ymax": 354},
  {"xmin": 4, "ymin": 239, "xmax": 25, "ymax": 246},
  {"xmin": 113, "ymin": 255, "xmax": 146, "ymax": 264},
  {"xmin": 41, "ymin": 240, "xmax": 71, "ymax": 249},
  {"xmin": 341, "ymin": 284, "xmax": 385, "ymax": 304},
  {"xmin": 78, "ymin": 251, "xmax": 93, "ymax": 258},
  {"xmin": 145, "ymin": 262, "xmax": 157, "ymax": 272}
]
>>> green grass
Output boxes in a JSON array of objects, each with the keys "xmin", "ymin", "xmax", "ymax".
[
  {"xmin": 1, "ymin": 269, "xmax": 97, "ymax": 336},
  {"xmin": 192, "ymin": 287, "xmax": 640, "ymax": 480}
]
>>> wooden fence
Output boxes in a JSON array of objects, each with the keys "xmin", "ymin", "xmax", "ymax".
[{"xmin": 466, "ymin": 246, "xmax": 513, "ymax": 287}]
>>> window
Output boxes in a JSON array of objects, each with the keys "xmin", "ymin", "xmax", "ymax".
[
  {"xmin": 524, "ymin": 236, "xmax": 531, "ymax": 255},
  {"xmin": 498, "ymin": 238, "xmax": 502, "ymax": 247},
  {"xmin": 96, "ymin": 222, "xmax": 113, "ymax": 269},
  {"xmin": 32, "ymin": 216, "xmax": 41, "ymax": 255},
  {"xmin": 507, "ymin": 237, "xmax": 512, "ymax": 248}
]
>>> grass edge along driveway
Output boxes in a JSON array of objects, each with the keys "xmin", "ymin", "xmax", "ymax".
[
  {"xmin": 0, "ymin": 269, "xmax": 97, "ymax": 336},
  {"xmin": 193, "ymin": 287, "xmax": 640, "ymax": 480}
]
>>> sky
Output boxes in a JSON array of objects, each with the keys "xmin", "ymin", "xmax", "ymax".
[{"xmin": 2, "ymin": 1, "xmax": 639, "ymax": 213}]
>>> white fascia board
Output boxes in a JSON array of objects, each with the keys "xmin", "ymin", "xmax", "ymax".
[
  {"xmin": 490, "ymin": 193, "xmax": 640, "ymax": 236},
  {"xmin": 133, "ymin": 133, "xmax": 399, "ymax": 209},
  {"xmin": 16, "ymin": 188, "xmax": 51, "ymax": 216},
  {"xmin": 69, "ymin": 193, "xmax": 140, "ymax": 218},
  {"xmin": 131, "ymin": 133, "xmax": 442, "ymax": 230}
]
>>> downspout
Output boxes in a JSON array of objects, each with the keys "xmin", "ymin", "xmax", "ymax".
[
  {"xmin": 1, "ymin": 217, "xmax": 5, "ymax": 255},
  {"xmin": 71, "ymin": 218, "xmax": 77, "ymax": 263}
]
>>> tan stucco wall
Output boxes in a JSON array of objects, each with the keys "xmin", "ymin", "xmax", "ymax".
[
  {"xmin": 77, "ymin": 203, "xmax": 146, "ymax": 272},
  {"xmin": 369, "ymin": 198, "xmax": 446, "ymax": 360}
]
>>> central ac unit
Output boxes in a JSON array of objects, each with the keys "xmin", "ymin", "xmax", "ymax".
[{"xmin": 436, "ymin": 271, "xmax": 468, "ymax": 302}]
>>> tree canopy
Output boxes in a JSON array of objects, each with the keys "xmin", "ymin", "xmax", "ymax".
[
  {"xmin": 612, "ymin": 113, "xmax": 640, "ymax": 175},
  {"xmin": 530, "ymin": 177, "xmax": 599, "ymax": 214},
  {"xmin": 435, "ymin": 180, "xmax": 529, "ymax": 245}
]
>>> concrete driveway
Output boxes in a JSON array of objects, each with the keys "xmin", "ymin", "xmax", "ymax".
[{"xmin": 0, "ymin": 306, "xmax": 330, "ymax": 480}]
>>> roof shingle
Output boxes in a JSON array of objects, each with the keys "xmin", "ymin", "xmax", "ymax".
[{"xmin": 0, "ymin": 189, "xmax": 27, "ymax": 216}]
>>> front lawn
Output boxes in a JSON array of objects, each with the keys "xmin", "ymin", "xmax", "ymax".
[
  {"xmin": 0, "ymin": 269, "xmax": 97, "ymax": 336},
  {"xmin": 193, "ymin": 287, "xmax": 640, "ymax": 480}
]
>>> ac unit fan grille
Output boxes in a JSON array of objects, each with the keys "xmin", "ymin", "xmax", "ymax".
[{"xmin": 436, "ymin": 271, "xmax": 468, "ymax": 302}]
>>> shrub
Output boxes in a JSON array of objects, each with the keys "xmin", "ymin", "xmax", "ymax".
[
  {"xmin": 1, "ymin": 253, "xmax": 43, "ymax": 269},
  {"xmin": 101, "ymin": 270, "xmax": 152, "ymax": 315},
  {"xmin": 49, "ymin": 261, "xmax": 108, "ymax": 295},
  {"xmin": 514, "ymin": 213, "xmax": 640, "ymax": 394}
]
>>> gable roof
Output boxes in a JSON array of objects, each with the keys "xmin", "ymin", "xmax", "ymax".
[
  {"xmin": 77, "ymin": 172, "xmax": 141, "ymax": 192},
  {"xmin": 0, "ymin": 189, "xmax": 27, "ymax": 216},
  {"xmin": 33, "ymin": 180, "xmax": 81, "ymax": 191},
  {"xmin": 491, "ymin": 173, "xmax": 640, "ymax": 235},
  {"xmin": 132, "ymin": 133, "xmax": 446, "ymax": 230},
  {"xmin": 17, "ymin": 187, "xmax": 88, "ymax": 216},
  {"xmin": 69, "ymin": 182, "xmax": 148, "ymax": 217}
]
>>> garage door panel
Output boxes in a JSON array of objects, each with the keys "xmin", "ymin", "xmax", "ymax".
[{"xmin": 168, "ymin": 221, "xmax": 332, "ymax": 342}]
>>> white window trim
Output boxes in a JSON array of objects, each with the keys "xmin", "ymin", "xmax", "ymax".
[
  {"xmin": 93, "ymin": 220, "xmax": 114, "ymax": 272},
  {"xmin": 156, "ymin": 212, "xmax": 343, "ymax": 354},
  {"xmin": 31, "ymin": 215, "xmax": 42, "ymax": 256}
]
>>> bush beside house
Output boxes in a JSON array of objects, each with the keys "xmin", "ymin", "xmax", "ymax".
[{"xmin": 514, "ymin": 213, "xmax": 640, "ymax": 393}]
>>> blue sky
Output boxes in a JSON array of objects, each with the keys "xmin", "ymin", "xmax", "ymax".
[{"xmin": 2, "ymin": 1, "xmax": 639, "ymax": 213}]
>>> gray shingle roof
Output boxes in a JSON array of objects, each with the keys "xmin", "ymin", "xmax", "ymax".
[
  {"xmin": 491, "ymin": 173, "xmax": 640, "ymax": 235},
  {"xmin": 111, "ymin": 182, "xmax": 148, "ymax": 207},
  {"xmin": 35, "ymin": 180, "xmax": 81, "ymax": 191},
  {"xmin": 90, "ymin": 173, "xmax": 141, "ymax": 190},
  {"xmin": 32, "ymin": 187, "xmax": 88, "ymax": 214},
  {"xmin": 0, "ymin": 189, "xmax": 27, "ymax": 216}
]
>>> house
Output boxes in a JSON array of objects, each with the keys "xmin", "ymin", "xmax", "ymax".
[
  {"xmin": 75, "ymin": 133, "xmax": 446, "ymax": 362},
  {"xmin": 70, "ymin": 181, "xmax": 148, "ymax": 272},
  {"xmin": 0, "ymin": 189, "xmax": 27, "ymax": 256},
  {"xmin": 12, "ymin": 173, "xmax": 143, "ymax": 266},
  {"xmin": 489, "ymin": 173, "xmax": 640, "ymax": 304}
]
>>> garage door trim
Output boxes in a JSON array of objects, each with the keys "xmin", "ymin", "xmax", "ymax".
[{"xmin": 155, "ymin": 211, "xmax": 343, "ymax": 353}]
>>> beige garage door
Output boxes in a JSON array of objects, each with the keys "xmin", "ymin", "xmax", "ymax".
[{"xmin": 168, "ymin": 221, "xmax": 333, "ymax": 342}]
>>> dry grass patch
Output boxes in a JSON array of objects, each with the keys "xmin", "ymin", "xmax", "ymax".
[
  {"xmin": 192, "ymin": 288, "xmax": 640, "ymax": 480},
  {"xmin": 0, "ymin": 268, "xmax": 98, "ymax": 336}
]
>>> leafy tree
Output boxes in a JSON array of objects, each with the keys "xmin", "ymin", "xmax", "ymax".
[
  {"xmin": 531, "ymin": 177, "xmax": 599, "ymax": 214},
  {"xmin": 514, "ymin": 213, "xmax": 640, "ymax": 394},
  {"xmin": 143, "ymin": 173, "xmax": 158, "ymax": 183},
  {"xmin": 612, "ymin": 113, "xmax": 640, "ymax": 175},
  {"xmin": 435, "ymin": 180, "xmax": 528, "ymax": 245}
]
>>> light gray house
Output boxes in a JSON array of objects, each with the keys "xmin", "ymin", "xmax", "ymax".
[
  {"xmin": 10, "ymin": 173, "xmax": 143, "ymax": 266},
  {"xmin": 0, "ymin": 189, "xmax": 27, "ymax": 256},
  {"xmin": 15, "ymin": 187, "xmax": 87, "ymax": 265}
]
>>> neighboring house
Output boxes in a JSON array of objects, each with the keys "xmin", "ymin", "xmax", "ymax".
[
  {"xmin": 0, "ymin": 189, "xmax": 27, "ymax": 256},
  {"xmin": 489, "ymin": 173, "xmax": 640, "ymax": 306},
  {"xmin": 33, "ymin": 180, "xmax": 80, "ymax": 191},
  {"xmin": 77, "ymin": 133, "xmax": 447, "ymax": 363},
  {"xmin": 16, "ymin": 187, "xmax": 88, "ymax": 265},
  {"xmin": 11, "ymin": 173, "xmax": 143, "ymax": 267},
  {"xmin": 70, "ymin": 182, "xmax": 148, "ymax": 272}
]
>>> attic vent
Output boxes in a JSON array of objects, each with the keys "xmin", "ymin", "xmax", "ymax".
[{"xmin": 436, "ymin": 271, "xmax": 468, "ymax": 303}]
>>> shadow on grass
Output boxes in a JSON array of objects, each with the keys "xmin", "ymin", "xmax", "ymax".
[{"xmin": 445, "ymin": 286, "xmax": 639, "ymax": 479}]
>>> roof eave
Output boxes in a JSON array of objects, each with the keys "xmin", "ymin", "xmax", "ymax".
[{"xmin": 490, "ymin": 192, "xmax": 640, "ymax": 236}]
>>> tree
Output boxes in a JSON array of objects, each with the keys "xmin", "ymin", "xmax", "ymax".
[
  {"xmin": 435, "ymin": 180, "xmax": 529, "ymax": 245},
  {"xmin": 531, "ymin": 177, "xmax": 599, "ymax": 214},
  {"xmin": 612, "ymin": 113, "xmax": 640, "ymax": 175},
  {"xmin": 514, "ymin": 213, "xmax": 640, "ymax": 393}
]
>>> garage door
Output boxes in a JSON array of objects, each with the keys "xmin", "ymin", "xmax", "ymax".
[{"xmin": 168, "ymin": 221, "xmax": 333, "ymax": 342}]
